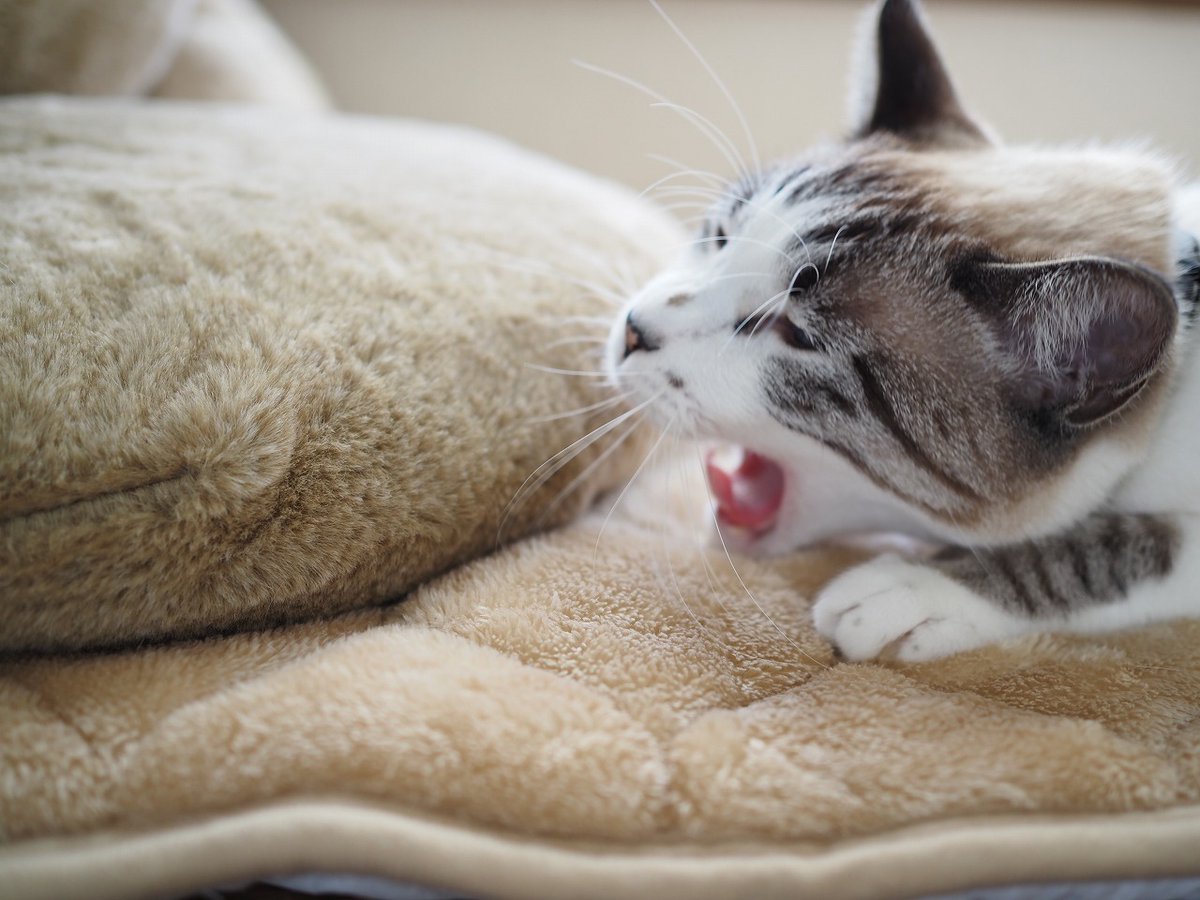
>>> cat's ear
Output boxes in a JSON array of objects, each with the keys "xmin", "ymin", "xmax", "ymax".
[
  {"xmin": 850, "ymin": 0, "xmax": 991, "ymax": 147},
  {"xmin": 953, "ymin": 257, "xmax": 1178, "ymax": 428}
]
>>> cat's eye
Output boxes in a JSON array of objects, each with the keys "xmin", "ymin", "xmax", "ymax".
[
  {"xmin": 789, "ymin": 265, "xmax": 820, "ymax": 295},
  {"xmin": 775, "ymin": 317, "xmax": 819, "ymax": 352},
  {"xmin": 713, "ymin": 225, "xmax": 728, "ymax": 250}
]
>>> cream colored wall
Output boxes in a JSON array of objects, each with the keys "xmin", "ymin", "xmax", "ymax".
[{"xmin": 262, "ymin": 0, "xmax": 1200, "ymax": 197}]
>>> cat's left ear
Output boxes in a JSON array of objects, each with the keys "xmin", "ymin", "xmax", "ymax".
[
  {"xmin": 849, "ymin": 0, "xmax": 992, "ymax": 147},
  {"xmin": 953, "ymin": 256, "xmax": 1178, "ymax": 428}
]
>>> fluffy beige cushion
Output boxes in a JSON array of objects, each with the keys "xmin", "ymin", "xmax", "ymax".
[{"xmin": 0, "ymin": 96, "xmax": 678, "ymax": 652}]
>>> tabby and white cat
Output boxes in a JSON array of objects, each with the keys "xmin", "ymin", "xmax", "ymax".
[{"xmin": 606, "ymin": 0, "xmax": 1200, "ymax": 662}]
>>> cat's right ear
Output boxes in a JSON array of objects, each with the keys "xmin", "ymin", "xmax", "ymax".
[{"xmin": 848, "ymin": 0, "xmax": 992, "ymax": 148}]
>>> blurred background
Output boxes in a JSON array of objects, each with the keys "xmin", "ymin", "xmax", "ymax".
[{"xmin": 261, "ymin": 0, "xmax": 1200, "ymax": 197}]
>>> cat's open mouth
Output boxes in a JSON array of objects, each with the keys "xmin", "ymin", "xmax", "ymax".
[{"xmin": 704, "ymin": 447, "xmax": 786, "ymax": 537}]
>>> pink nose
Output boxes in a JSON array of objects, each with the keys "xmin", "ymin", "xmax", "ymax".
[{"xmin": 623, "ymin": 313, "xmax": 659, "ymax": 359}]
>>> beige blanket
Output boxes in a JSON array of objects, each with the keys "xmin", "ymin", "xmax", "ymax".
[
  {"xmin": 4, "ymin": 469, "xmax": 1200, "ymax": 898},
  {"xmin": 3, "ymin": 5, "xmax": 1200, "ymax": 900}
]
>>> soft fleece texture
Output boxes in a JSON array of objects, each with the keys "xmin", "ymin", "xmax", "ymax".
[
  {"xmin": 0, "ymin": 97, "xmax": 674, "ymax": 652},
  {"xmin": 3, "ymin": 473, "xmax": 1200, "ymax": 899},
  {"xmin": 3, "ymin": 5, "xmax": 1200, "ymax": 900}
]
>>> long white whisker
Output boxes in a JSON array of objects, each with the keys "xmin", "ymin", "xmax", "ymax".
[
  {"xmin": 648, "ymin": 101, "xmax": 746, "ymax": 181},
  {"xmin": 648, "ymin": 184, "xmax": 730, "ymax": 200},
  {"xmin": 646, "ymin": 153, "xmax": 727, "ymax": 185},
  {"xmin": 723, "ymin": 287, "xmax": 790, "ymax": 352},
  {"xmin": 484, "ymin": 246, "xmax": 637, "ymax": 306},
  {"xmin": 824, "ymin": 224, "xmax": 848, "ymax": 274},
  {"xmin": 594, "ymin": 415, "xmax": 676, "ymax": 553},
  {"xmin": 692, "ymin": 234, "xmax": 800, "ymax": 267},
  {"xmin": 557, "ymin": 314, "xmax": 616, "ymax": 326},
  {"xmin": 524, "ymin": 363, "xmax": 645, "ymax": 379},
  {"xmin": 675, "ymin": 431, "xmax": 729, "ymax": 610},
  {"xmin": 651, "ymin": 182, "xmax": 815, "ymax": 267},
  {"xmin": 652, "ymin": 202, "xmax": 713, "ymax": 223},
  {"xmin": 541, "ymin": 334, "xmax": 609, "ymax": 352},
  {"xmin": 649, "ymin": 0, "xmax": 761, "ymax": 173},
  {"xmin": 693, "ymin": 444, "xmax": 830, "ymax": 669},
  {"xmin": 499, "ymin": 392, "xmax": 663, "ymax": 543},
  {"xmin": 573, "ymin": 60, "xmax": 744, "ymax": 179},
  {"xmin": 537, "ymin": 409, "xmax": 650, "ymax": 527},
  {"xmin": 494, "ymin": 260, "xmax": 627, "ymax": 307},
  {"xmin": 528, "ymin": 392, "xmax": 630, "ymax": 424},
  {"xmin": 749, "ymin": 295, "xmax": 789, "ymax": 340},
  {"xmin": 639, "ymin": 168, "xmax": 729, "ymax": 202},
  {"xmin": 661, "ymin": 430, "xmax": 720, "ymax": 641}
]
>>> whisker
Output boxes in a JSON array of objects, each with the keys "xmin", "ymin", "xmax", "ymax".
[
  {"xmin": 536, "ymin": 408, "xmax": 650, "ymax": 528},
  {"xmin": 692, "ymin": 444, "xmax": 831, "ymax": 669},
  {"xmin": 648, "ymin": 184, "xmax": 728, "ymax": 200},
  {"xmin": 753, "ymin": 309, "xmax": 787, "ymax": 342},
  {"xmin": 652, "ymin": 182, "xmax": 816, "ymax": 268},
  {"xmin": 646, "ymin": 153, "xmax": 727, "ymax": 186},
  {"xmin": 823, "ymin": 224, "xmax": 848, "ymax": 274},
  {"xmin": 722, "ymin": 287, "xmax": 790, "ymax": 353},
  {"xmin": 483, "ymin": 246, "xmax": 637, "ymax": 308},
  {"xmin": 674, "ymin": 431, "xmax": 729, "ymax": 611},
  {"xmin": 524, "ymin": 363, "xmax": 643, "ymax": 379},
  {"xmin": 594, "ymin": 414, "xmax": 676, "ymax": 553},
  {"xmin": 649, "ymin": 0, "xmax": 761, "ymax": 173},
  {"xmin": 528, "ymin": 391, "xmax": 630, "ymax": 424},
  {"xmin": 499, "ymin": 392, "xmax": 664, "ymax": 544},
  {"xmin": 639, "ymin": 168, "xmax": 727, "ymax": 202},
  {"xmin": 494, "ymin": 260, "xmax": 627, "ymax": 307},
  {"xmin": 573, "ymin": 59, "xmax": 744, "ymax": 179},
  {"xmin": 691, "ymin": 234, "xmax": 800, "ymax": 267},
  {"xmin": 541, "ymin": 334, "xmax": 610, "ymax": 352},
  {"xmin": 648, "ymin": 101, "xmax": 747, "ymax": 181},
  {"xmin": 621, "ymin": 427, "xmax": 718, "ymax": 645},
  {"xmin": 652, "ymin": 201, "xmax": 712, "ymax": 223},
  {"xmin": 557, "ymin": 314, "xmax": 617, "ymax": 326}
]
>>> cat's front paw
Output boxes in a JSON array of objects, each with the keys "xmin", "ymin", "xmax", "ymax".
[{"xmin": 812, "ymin": 554, "xmax": 1030, "ymax": 663}]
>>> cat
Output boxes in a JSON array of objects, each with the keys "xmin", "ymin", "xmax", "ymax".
[{"xmin": 605, "ymin": 0, "xmax": 1200, "ymax": 662}]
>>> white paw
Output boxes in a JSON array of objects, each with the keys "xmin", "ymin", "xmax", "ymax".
[{"xmin": 812, "ymin": 554, "xmax": 1031, "ymax": 663}]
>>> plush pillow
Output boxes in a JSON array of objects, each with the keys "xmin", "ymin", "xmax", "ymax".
[
  {"xmin": 0, "ymin": 97, "xmax": 682, "ymax": 653},
  {"xmin": 0, "ymin": 0, "xmax": 189, "ymax": 96},
  {"xmin": 0, "ymin": 0, "xmax": 329, "ymax": 110}
]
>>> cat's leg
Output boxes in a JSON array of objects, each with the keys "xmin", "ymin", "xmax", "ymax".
[{"xmin": 812, "ymin": 512, "xmax": 1191, "ymax": 662}]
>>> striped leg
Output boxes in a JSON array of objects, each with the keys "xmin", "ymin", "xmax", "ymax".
[{"xmin": 813, "ymin": 513, "xmax": 1181, "ymax": 662}]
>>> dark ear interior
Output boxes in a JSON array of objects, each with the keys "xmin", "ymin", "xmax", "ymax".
[
  {"xmin": 854, "ymin": 0, "xmax": 990, "ymax": 147},
  {"xmin": 953, "ymin": 257, "xmax": 1178, "ymax": 428}
]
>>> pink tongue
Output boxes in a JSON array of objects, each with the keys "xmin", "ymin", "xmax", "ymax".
[{"xmin": 705, "ymin": 448, "xmax": 785, "ymax": 533}]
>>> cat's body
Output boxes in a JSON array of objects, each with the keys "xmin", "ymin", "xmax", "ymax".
[{"xmin": 606, "ymin": 0, "xmax": 1200, "ymax": 662}]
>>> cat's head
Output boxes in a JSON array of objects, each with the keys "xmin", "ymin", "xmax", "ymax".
[{"xmin": 606, "ymin": 0, "xmax": 1182, "ymax": 552}]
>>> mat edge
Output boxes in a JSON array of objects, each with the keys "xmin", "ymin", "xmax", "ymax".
[{"xmin": 3, "ymin": 798, "xmax": 1200, "ymax": 900}]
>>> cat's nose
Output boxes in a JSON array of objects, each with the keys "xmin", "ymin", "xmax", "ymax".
[{"xmin": 623, "ymin": 312, "xmax": 660, "ymax": 359}]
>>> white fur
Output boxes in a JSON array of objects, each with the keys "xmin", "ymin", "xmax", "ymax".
[{"xmin": 811, "ymin": 554, "xmax": 1035, "ymax": 662}]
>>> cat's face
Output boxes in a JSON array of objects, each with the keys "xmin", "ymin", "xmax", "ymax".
[{"xmin": 606, "ymin": 0, "xmax": 1180, "ymax": 553}]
